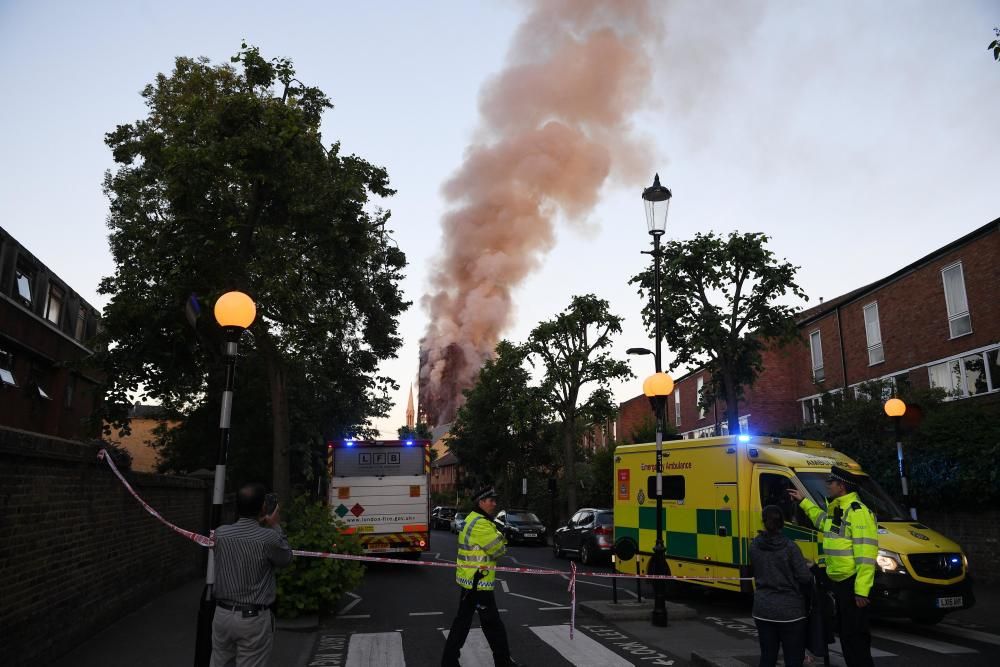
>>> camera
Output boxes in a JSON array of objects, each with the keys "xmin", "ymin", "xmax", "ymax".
[{"xmin": 263, "ymin": 492, "xmax": 278, "ymax": 516}]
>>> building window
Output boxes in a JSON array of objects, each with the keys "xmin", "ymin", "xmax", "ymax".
[
  {"xmin": 941, "ymin": 263, "xmax": 972, "ymax": 338},
  {"xmin": 65, "ymin": 374, "xmax": 76, "ymax": 408},
  {"xmin": 15, "ymin": 262, "xmax": 33, "ymax": 305},
  {"xmin": 46, "ymin": 284, "xmax": 65, "ymax": 326},
  {"xmin": 0, "ymin": 350, "xmax": 15, "ymax": 386},
  {"xmin": 674, "ymin": 389, "xmax": 681, "ymax": 426},
  {"xmin": 74, "ymin": 306, "xmax": 87, "ymax": 341},
  {"xmin": 697, "ymin": 376, "xmax": 706, "ymax": 419},
  {"xmin": 802, "ymin": 396, "xmax": 823, "ymax": 424},
  {"xmin": 928, "ymin": 348, "xmax": 1000, "ymax": 399},
  {"xmin": 809, "ymin": 331, "xmax": 824, "ymax": 382},
  {"xmin": 863, "ymin": 302, "xmax": 884, "ymax": 365}
]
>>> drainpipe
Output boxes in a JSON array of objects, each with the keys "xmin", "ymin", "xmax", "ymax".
[{"xmin": 835, "ymin": 304, "xmax": 848, "ymax": 392}]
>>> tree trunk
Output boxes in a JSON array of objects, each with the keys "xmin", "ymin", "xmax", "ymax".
[
  {"xmin": 722, "ymin": 367, "xmax": 740, "ymax": 436},
  {"xmin": 264, "ymin": 350, "xmax": 291, "ymax": 506},
  {"xmin": 562, "ymin": 418, "xmax": 577, "ymax": 517}
]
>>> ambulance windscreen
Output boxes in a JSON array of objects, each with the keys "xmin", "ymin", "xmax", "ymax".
[{"xmin": 796, "ymin": 472, "xmax": 907, "ymax": 521}]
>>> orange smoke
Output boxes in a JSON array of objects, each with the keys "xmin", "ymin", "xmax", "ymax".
[{"xmin": 419, "ymin": 0, "xmax": 659, "ymax": 425}]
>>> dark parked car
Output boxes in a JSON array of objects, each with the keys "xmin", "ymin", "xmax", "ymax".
[
  {"xmin": 430, "ymin": 506, "xmax": 457, "ymax": 530},
  {"xmin": 494, "ymin": 510, "xmax": 546, "ymax": 545},
  {"xmin": 552, "ymin": 508, "xmax": 613, "ymax": 565}
]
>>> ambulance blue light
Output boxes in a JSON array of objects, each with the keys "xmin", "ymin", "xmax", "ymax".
[
  {"xmin": 738, "ymin": 435, "xmax": 751, "ymax": 443},
  {"xmin": 405, "ymin": 440, "xmax": 414, "ymax": 446},
  {"xmin": 345, "ymin": 440, "xmax": 355, "ymax": 447}
]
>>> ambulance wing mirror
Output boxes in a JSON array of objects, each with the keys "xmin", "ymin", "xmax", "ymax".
[{"xmin": 613, "ymin": 537, "xmax": 638, "ymax": 562}]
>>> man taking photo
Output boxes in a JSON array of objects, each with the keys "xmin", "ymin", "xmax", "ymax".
[{"xmin": 211, "ymin": 482, "xmax": 292, "ymax": 667}]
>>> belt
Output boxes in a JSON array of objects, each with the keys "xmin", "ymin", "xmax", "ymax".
[{"xmin": 216, "ymin": 601, "xmax": 270, "ymax": 613}]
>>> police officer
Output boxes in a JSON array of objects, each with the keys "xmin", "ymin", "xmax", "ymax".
[
  {"xmin": 789, "ymin": 467, "xmax": 877, "ymax": 667},
  {"xmin": 442, "ymin": 486, "xmax": 521, "ymax": 667}
]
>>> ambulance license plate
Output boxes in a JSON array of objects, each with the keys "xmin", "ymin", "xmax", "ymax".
[
  {"xmin": 524, "ymin": 533, "xmax": 537, "ymax": 538},
  {"xmin": 936, "ymin": 596, "xmax": 963, "ymax": 608}
]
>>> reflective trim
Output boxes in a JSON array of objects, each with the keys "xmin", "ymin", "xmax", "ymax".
[
  {"xmin": 482, "ymin": 536, "xmax": 505, "ymax": 552},
  {"xmin": 815, "ymin": 512, "xmax": 827, "ymax": 525},
  {"xmin": 457, "ymin": 554, "xmax": 492, "ymax": 564},
  {"xmin": 823, "ymin": 548, "xmax": 854, "ymax": 556},
  {"xmin": 856, "ymin": 557, "xmax": 877, "ymax": 566},
  {"xmin": 462, "ymin": 517, "xmax": 485, "ymax": 548},
  {"xmin": 852, "ymin": 537, "xmax": 878, "ymax": 546},
  {"xmin": 823, "ymin": 532, "xmax": 849, "ymax": 542}
]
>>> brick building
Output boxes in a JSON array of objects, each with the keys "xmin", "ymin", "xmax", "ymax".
[
  {"xmin": 621, "ymin": 218, "xmax": 999, "ymax": 438},
  {"xmin": 0, "ymin": 226, "xmax": 102, "ymax": 440}
]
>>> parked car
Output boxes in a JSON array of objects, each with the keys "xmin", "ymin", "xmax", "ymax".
[
  {"xmin": 430, "ymin": 506, "xmax": 457, "ymax": 530},
  {"xmin": 450, "ymin": 511, "xmax": 467, "ymax": 534},
  {"xmin": 494, "ymin": 509, "xmax": 547, "ymax": 545},
  {"xmin": 553, "ymin": 508, "xmax": 613, "ymax": 565}
]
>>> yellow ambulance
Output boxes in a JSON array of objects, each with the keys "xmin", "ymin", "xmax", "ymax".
[{"xmin": 612, "ymin": 434, "xmax": 975, "ymax": 623}]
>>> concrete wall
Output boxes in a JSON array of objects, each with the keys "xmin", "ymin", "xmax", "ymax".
[{"xmin": 0, "ymin": 427, "xmax": 208, "ymax": 666}]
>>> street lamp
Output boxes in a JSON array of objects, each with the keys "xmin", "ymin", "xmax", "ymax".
[
  {"xmin": 641, "ymin": 172, "xmax": 673, "ymax": 627},
  {"xmin": 884, "ymin": 397, "xmax": 917, "ymax": 520},
  {"xmin": 195, "ymin": 290, "xmax": 257, "ymax": 666}
]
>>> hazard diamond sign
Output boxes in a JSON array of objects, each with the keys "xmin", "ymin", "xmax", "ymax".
[{"xmin": 350, "ymin": 503, "xmax": 365, "ymax": 517}]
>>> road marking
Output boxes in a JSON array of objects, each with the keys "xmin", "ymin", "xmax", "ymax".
[
  {"xmin": 345, "ymin": 632, "xmax": 405, "ymax": 667},
  {"xmin": 539, "ymin": 606, "xmax": 572, "ymax": 610},
  {"xmin": 504, "ymin": 591, "xmax": 563, "ymax": 606},
  {"xmin": 408, "ymin": 611, "xmax": 443, "ymax": 616},
  {"xmin": 338, "ymin": 592, "xmax": 363, "ymax": 615},
  {"xmin": 441, "ymin": 628, "xmax": 494, "ymax": 666},
  {"xmin": 531, "ymin": 625, "xmax": 635, "ymax": 666},
  {"xmin": 498, "ymin": 578, "xmax": 510, "ymax": 593},
  {"xmin": 338, "ymin": 614, "xmax": 371, "ymax": 619},
  {"xmin": 871, "ymin": 627, "xmax": 977, "ymax": 653},
  {"xmin": 915, "ymin": 623, "xmax": 1000, "ymax": 647},
  {"xmin": 828, "ymin": 637, "xmax": 895, "ymax": 658}
]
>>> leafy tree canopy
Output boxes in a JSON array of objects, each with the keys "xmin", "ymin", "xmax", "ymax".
[
  {"xmin": 525, "ymin": 294, "xmax": 632, "ymax": 517},
  {"xmin": 630, "ymin": 232, "xmax": 805, "ymax": 434},
  {"xmin": 97, "ymin": 43, "xmax": 408, "ymax": 500}
]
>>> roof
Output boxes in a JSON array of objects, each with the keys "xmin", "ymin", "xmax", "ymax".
[{"xmin": 431, "ymin": 450, "xmax": 460, "ymax": 468}]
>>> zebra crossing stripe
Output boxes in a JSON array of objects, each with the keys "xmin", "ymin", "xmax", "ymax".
[
  {"xmin": 531, "ymin": 625, "xmax": 636, "ymax": 666},
  {"xmin": 345, "ymin": 632, "xmax": 405, "ymax": 667},
  {"xmin": 870, "ymin": 628, "xmax": 977, "ymax": 654},
  {"xmin": 441, "ymin": 629, "xmax": 494, "ymax": 666}
]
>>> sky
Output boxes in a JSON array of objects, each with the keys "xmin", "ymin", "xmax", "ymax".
[{"xmin": 1, "ymin": 1, "xmax": 998, "ymax": 438}]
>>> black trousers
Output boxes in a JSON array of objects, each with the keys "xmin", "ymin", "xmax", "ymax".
[
  {"xmin": 830, "ymin": 576, "xmax": 874, "ymax": 667},
  {"xmin": 441, "ymin": 587, "xmax": 510, "ymax": 667},
  {"xmin": 754, "ymin": 618, "xmax": 807, "ymax": 667}
]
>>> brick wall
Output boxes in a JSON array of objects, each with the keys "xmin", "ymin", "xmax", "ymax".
[
  {"xmin": 0, "ymin": 427, "xmax": 208, "ymax": 666},
  {"xmin": 917, "ymin": 510, "xmax": 1000, "ymax": 585}
]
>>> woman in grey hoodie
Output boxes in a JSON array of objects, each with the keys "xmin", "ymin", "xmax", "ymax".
[{"xmin": 750, "ymin": 505, "xmax": 814, "ymax": 667}]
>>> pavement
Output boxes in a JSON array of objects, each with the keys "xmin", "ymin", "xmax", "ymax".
[
  {"xmin": 49, "ymin": 577, "xmax": 318, "ymax": 667},
  {"xmin": 46, "ymin": 576, "xmax": 1000, "ymax": 667}
]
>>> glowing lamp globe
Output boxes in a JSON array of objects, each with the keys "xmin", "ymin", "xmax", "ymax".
[
  {"xmin": 643, "ymin": 372, "xmax": 674, "ymax": 398},
  {"xmin": 884, "ymin": 397, "xmax": 906, "ymax": 418},
  {"xmin": 214, "ymin": 291, "xmax": 257, "ymax": 329}
]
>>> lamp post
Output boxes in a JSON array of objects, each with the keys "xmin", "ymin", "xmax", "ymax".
[
  {"xmin": 194, "ymin": 290, "xmax": 257, "ymax": 667},
  {"xmin": 641, "ymin": 172, "xmax": 673, "ymax": 627},
  {"xmin": 884, "ymin": 397, "xmax": 917, "ymax": 520}
]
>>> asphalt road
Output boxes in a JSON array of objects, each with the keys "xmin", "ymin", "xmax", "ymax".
[{"xmin": 306, "ymin": 529, "xmax": 1000, "ymax": 667}]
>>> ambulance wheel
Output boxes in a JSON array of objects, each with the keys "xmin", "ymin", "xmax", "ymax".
[{"xmin": 910, "ymin": 611, "xmax": 945, "ymax": 625}]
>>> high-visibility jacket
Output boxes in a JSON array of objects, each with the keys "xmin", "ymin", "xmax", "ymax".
[
  {"xmin": 800, "ymin": 491, "xmax": 878, "ymax": 597},
  {"xmin": 455, "ymin": 508, "xmax": 506, "ymax": 590}
]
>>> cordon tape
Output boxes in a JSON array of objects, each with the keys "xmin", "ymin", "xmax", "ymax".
[{"xmin": 97, "ymin": 449, "xmax": 752, "ymax": 639}]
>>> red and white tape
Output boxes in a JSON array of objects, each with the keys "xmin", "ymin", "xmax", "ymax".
[{"xmin": 98, "ymin": 449, "xmax": 752, "ymax": 636}]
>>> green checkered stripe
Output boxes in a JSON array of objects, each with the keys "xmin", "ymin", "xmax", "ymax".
[{"xmin": 615, "ymin": 508, "xmax": 820, "ymax": 566}]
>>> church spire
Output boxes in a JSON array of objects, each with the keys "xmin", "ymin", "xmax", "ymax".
[{"xmin": 406, "ymin": 384, "xmax": 415, "ymax": 429}]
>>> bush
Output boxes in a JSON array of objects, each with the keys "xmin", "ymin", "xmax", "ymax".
[{"xmin": 275, "ymin": 496, "xmax": 364, "ymax": 618}]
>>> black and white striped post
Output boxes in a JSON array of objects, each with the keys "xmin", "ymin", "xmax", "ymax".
[
  {"xmin": 884, "ymin": 397, "xmax": 917, "ymax": 521},
  {"xmin": 194, "ymin": 291, "xmax": 257, "ymax": 667}
]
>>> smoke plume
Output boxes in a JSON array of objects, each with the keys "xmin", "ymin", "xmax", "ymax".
[{"xmin": 419, "ymin": 0, "xmax": 659, "ymax": 425}]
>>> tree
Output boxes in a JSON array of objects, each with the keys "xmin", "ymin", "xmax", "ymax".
[
  {"xmin": 448, "ymin": 340, "xmax": 556, "ymax": 501},
  {"xmin": 990, "ymin": 27, "xmax": 1000, "ymax": 62},
  {"xmin": 630, "ymin": 232, "xmax": 805, "ymax": 435},
  {"xmin": 526, "ymin": 295, "xmax": 632, "ymax": 517},
  {"xmin": 398, "ymin": 422, "xmax": 433, "ymax": 441},
  {"xmin": 97, "ymin": 44, "xmax": 408, "ymax": 503}
]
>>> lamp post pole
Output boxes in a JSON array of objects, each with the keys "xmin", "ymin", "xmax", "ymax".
[
  {"xmin": 641, "ymin": 173, "xmax": 672, "ymax": 627},
  {"xmin": 884, "ymin": 397, "xmax": 916, "ymax": 520},
  {"xmin": 194, "ymin": 291, "xmax": 256, "ymax": 667}
]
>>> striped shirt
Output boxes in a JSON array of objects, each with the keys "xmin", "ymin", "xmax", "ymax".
[{"xmin": 213, "ymin": 517, "xmax": 292, "ymax": 606}]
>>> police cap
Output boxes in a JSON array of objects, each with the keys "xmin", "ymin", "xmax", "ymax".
[{"xmin": 472, "ymin": 486, "xmax": 498, "ymax": 504}]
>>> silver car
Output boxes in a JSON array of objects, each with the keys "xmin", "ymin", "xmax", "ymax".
[{"xmin": 450, "ymin": 511, "xmax": 467, "ymax": 534}]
